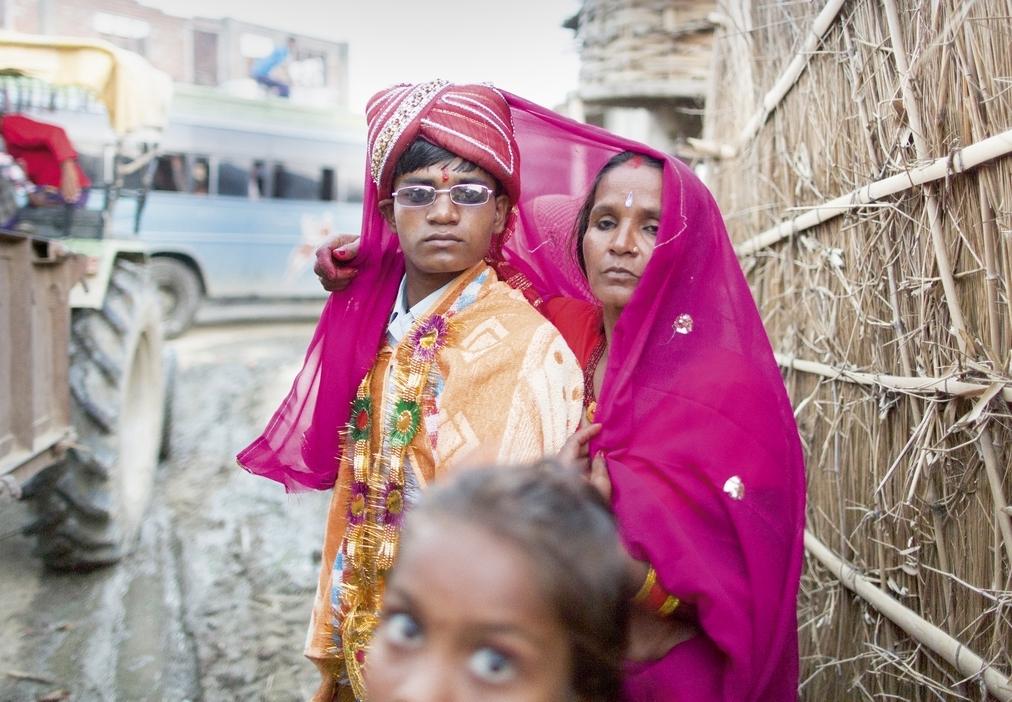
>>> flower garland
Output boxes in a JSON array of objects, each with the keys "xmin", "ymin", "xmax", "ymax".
[{"xmin": 339, "ymin": 310, "xmax": 453, "ymax": 696}]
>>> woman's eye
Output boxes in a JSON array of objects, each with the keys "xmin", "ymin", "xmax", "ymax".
[
  {"xmin": 468, "ymin": 647, "xmax": 517, "ymax": 684},
  {"xmin": 383, "ymin": 612, "xmax": 423, "ymax": 647},
  {"xmin": 644, "ymin": 223, "xmax": 659, "ymax": 236},
  {"xmin": 594, "ymin": 217, "xmax": 615, "ymax": 230}
]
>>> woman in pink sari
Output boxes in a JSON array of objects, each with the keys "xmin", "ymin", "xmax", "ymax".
[
  {"xmin": 550, "ymin": 147, "xmax": 805, "ymax": 700},
  {"xmin": 243, "ymin": 82, "xmax": 805, "ymax": 701}
]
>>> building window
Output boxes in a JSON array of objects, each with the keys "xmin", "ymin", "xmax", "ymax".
[
  {"xmin": 193, "ymin": 30, "xmax": 219, "ymax": 87},
  {"xmin": 93, "ymin": 12, "xmax": 150, "ymax": 56}
]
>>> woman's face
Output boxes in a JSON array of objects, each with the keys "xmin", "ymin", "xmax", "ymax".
[
  {"xmin": 581, "ymin": 162, "xmax": 663, "ymax": 314},
  {"xmin": 366, "ymin": 517, "xmax": 574, "ymax": 702}
]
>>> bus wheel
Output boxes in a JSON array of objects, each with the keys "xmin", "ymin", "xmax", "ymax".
[
  {"xmin": 151, "ymin": 257, "xmax": 201, "ymax": 339},
  {"xmin": 25, "ymin": 259, "xmax": 164, "ymax": 570}
]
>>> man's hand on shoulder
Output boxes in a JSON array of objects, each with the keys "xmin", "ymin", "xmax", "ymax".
[{"xmin": 314, "ymin": 234, "xmax": 361, "ymax": 292}]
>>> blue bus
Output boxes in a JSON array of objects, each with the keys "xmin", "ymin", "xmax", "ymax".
[{"xmin": 117, "ymin": 84, "xmax": 365, "ymax": 336}]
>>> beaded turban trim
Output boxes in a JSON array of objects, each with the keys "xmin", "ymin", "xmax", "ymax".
[{"xmin": 366, "ymin": 80, "xmax": 520, "ymax": 204}]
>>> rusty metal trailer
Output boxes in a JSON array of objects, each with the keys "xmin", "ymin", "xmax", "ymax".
[{"xmin": 0, "ymin": 232, "xmax": 83, "ymax": 500}]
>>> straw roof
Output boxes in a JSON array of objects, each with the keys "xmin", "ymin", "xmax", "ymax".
[{"xmin": 703, "ymin": 1, "xmax": 1012, "ymax": 699}]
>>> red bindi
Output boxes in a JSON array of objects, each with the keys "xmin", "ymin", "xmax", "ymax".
[
  {"xmin": 440, "ymin": 166, "xmax": 450, "ymax": 183},
  {"xmin": 628, "ymin": 155, "xmax": 644, "ymax": 168}
]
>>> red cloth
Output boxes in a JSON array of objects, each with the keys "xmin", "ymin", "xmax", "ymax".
[
  {"xmin": 541, "ymin": 297, "xmax": 602, "ymax": 368},
  {"xmin": 0, "ymin": 114, "xmax": 90, "ymax": 190}
]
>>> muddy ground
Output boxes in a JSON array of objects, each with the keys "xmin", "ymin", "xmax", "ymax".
[{"xmin": 0, "ymin": 322, "xmax": 332, "ymax": 702}]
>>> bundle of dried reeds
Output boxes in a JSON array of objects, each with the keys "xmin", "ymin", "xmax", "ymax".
[{"xmin": 704, "ymin": 1, "xmax": 1012, "ymax": 699}]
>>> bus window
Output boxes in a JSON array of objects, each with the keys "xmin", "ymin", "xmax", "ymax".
[
  {"xmin": 189, "ymin": 156, "xmax": 210, "ymax": 195},
  {"xmin": 152, "ymin": 154, "xmax": 184, "ymax": 192},
  {"xmin": 217, "ymin": 159, "xmax": 249, "ymax": 197},
  {"xmin": 251, "ymin": 160, "xmax": 266, "ymax": 199},
  {"xmin": 75, "ymin": 149, "xmax": 103, "ymax": 185},
  {"xmin": 271, "ymin": 162, "xmax": 321, "ymax": 201},
  {"xmin": 320, "ymin": 168, "xmax": 335, "ymax": 201}
]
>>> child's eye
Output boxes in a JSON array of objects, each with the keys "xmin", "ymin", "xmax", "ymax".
[
  {"xmin": 383, "ymin": 612, "xmax": 423, "ymax": 648},
  {"xmin": 468, "ymin": 646, "xmax": 517, "ymax": 684}
]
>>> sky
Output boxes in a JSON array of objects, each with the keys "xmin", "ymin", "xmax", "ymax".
[{"xmin": 143, "ymin": 0, "xmax": 583, "ymax": 111}]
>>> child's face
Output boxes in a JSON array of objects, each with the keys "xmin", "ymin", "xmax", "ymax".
[
  {"xmin": 379, "ymin": 159, "xmax": 510, "ymax": 280},
  {"xmin": 366, "ymin": 517, "xmax": 574, "ymax": 702}
]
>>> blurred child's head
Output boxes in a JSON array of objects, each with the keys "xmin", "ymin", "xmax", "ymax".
[{"xmin": 366, "ymin": 461, "xmax": 630, "ymax": 702}]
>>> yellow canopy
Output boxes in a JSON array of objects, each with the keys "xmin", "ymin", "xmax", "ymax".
[{"xmin": 0, "ymin": 32, "xmax": 172, "ymax": 135}]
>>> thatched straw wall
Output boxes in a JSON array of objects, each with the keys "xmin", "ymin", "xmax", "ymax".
[{"xmin": 702, "ymin": 1, "xmax": 1012, "ymax": 700}]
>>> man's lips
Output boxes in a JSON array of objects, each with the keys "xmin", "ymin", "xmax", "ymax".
[{"xmin": 423, "ymin": 233, "xmax": 463, "ymax": 243}]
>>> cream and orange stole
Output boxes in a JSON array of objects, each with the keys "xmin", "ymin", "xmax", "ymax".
[{"xmin": 305, "ymin": 263, "xmax": 583, "ymax": 698}]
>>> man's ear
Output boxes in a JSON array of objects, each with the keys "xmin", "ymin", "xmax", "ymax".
[
  {"xmin": 491, "ymin": 194, "xmax": 511, "ymax": 235},
  {"xmin": 378, "ymin": 198, "xmax": 397, "ymax": 232}
]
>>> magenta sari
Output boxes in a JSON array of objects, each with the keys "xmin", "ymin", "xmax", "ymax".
[{"xmin": 238, "ymin": 90, "xmax": 805, "ymax": 701}]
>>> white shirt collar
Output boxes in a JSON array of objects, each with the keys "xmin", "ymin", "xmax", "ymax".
[{"xmin": 386, "ymin": 275, "xmax": 453, "ymax": 344}]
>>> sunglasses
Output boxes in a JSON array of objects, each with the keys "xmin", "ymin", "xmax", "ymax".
[{"xmin": 391, "ymin": 184, "xmax": 495, "ymax": 207}]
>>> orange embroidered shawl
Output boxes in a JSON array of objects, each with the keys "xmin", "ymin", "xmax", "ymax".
[{"xmin": 305, "ymin": 263, "xmax": 583, "ymax": 697}]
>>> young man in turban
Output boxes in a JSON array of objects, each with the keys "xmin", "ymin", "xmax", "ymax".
[{"xmin": 239, "ymin": 81, "xmax": 584, "ymax": 701}]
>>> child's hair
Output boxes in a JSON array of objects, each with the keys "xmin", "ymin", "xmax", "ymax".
[
  {"xmin": 402, "ymin": 460, "xmax": 630, "ymax": 702},
  {"xmin": 572, "ymin": 150, "xmax": 665, "ymax": 274},
  {"xmin": 392, "ymin": 137, "xmax": 502, "ymax": 195}
]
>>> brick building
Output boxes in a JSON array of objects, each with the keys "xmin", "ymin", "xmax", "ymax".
[{"xmin": 0, "ymin": 0, "xmax": 349, "ymax": 108}]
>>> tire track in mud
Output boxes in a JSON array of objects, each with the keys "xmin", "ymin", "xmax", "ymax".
[{"xmin": 163, "ymin": 324, "xmax": 331, "ymax": 701}]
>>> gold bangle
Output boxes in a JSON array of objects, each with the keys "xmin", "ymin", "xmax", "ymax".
[
  {"xmin": 632, "ymin": 566, "xmax": 657, "ymax": 604},
  {"xmin": 657, "ymin": 594, "xmax": 681, "ymax": 617}
]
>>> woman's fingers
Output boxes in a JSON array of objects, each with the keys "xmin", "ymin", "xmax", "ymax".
[
  {"xmin": 573, "ymin": 422, "xmax": 602, "ymax": 446},
  {"xmin": 329, "ymin": 234, "xmax": 361, "ymax": 261},
  {"xmin": 557, "ymin": 423, "xmax": 601, "ymax": 471},
  {"xmin": 314, "ymin": 234, "xmax": 361, "ymax": 291},
  {"xmin": 589, "ymin": 451, "xmax": 612, "ymax": 501}
]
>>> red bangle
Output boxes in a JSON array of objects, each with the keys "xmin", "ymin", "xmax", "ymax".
[{"xmin": 632, "ymin": 566, "xmax": 680, "ymax": 617}]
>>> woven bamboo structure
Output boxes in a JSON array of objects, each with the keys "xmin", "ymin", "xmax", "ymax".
[{"xmin": 701, "ymin": 1, "xmax": 1012, "ymax": 700}]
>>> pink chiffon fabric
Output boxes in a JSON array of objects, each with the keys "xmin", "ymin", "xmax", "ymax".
[{"xmin": 237, "ymin": 91, "xmax": 805, "ymax": 701}]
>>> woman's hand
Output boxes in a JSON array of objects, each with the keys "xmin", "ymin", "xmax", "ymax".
[
  {"xmin": 589, "ymin": 451, "xmax": 612, "ymax": 502},
  {"xmin": 314, "ymin": 234, "xmax": 361, "ymax": 291},
  {"xmin": 626, "ymin": 607, "xmax": 698, "ymax": 662},
  {"xmin": 557, "ymin": 423, "xmax": 601, "ymax": 476}
]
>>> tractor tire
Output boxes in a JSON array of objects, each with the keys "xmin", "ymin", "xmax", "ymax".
[
  {"xmin": 25, "ymin": 258, "xmax": 164, "ymax": 570},
  {"xmin": 150, "ymin": 257, "xmax": 201, "ymax": 339}
]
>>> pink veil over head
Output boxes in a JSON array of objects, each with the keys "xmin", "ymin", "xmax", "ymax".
[{"xmin": 237, "ymin": 88, "xmax": 805, "ymax": 700}]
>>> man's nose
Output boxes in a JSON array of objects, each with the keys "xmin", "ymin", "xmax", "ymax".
[{"xmin": 425, "ymin": 191, "xmax": 459, "ymax": 222}]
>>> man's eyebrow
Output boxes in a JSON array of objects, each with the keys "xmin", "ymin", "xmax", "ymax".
[
  {"xmin": 397, "ymin": 174, "xmax": 493, "ymax": 188},
  {"xmin": 451, "ymin": 175, "xmax": 492, "ymax": 185},
  {"xmin": 398, "ymin": 176, "xmax": 438, "ymax": 186}
]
